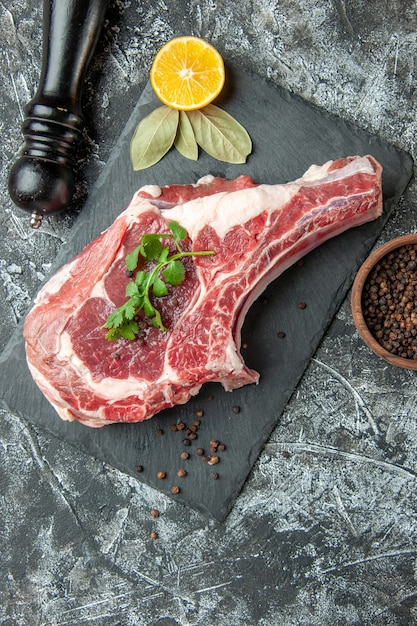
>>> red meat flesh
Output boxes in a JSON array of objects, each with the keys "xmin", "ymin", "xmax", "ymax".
[{"xmin": 23, "ymin": 156, "xmax": 383, "ymax": 427}]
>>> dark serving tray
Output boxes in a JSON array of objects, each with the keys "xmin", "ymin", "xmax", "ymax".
[{"xmin": 0, "ymin": 64, "xmax": 413, "ymax": 521}]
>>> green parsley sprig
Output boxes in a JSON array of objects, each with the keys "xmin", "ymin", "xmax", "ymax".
[{"xmin": 103, "ymin": 221, "xmax": 214, "ymax": 340}]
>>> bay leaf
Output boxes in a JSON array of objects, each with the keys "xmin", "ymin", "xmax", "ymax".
[
  {"xmin": 174, "ymin": 111, "xmax": 199, "ymax": 160},
  {"xmin": 130, "ymin": 106, "xmax": 179, "ymax": 170},
  {"xmin": 187, "ymin": 104, "xmax": 252, "ymax": 164}
]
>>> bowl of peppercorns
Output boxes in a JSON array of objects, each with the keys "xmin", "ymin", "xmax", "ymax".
[{"xmin": 351, "ymin": 234, "xmax": 417, "ymax": 369}]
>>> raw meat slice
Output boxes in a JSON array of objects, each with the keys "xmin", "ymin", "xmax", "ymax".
[{"xmin": 24, "ymin": 155, "xmax": 383, "ymax": 428}]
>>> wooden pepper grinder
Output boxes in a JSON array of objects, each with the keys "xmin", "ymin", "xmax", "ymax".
[{"xmin": 8, "ymin": 0, "xmax": 110, "ymax": 228}]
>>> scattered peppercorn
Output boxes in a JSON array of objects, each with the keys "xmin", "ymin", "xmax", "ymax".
[
  {"xmin": 277, "ymin": 331, "xmax": 286, "ymax": 339},
  {"xmin": 150, "ymin": 508, "xmax": 160, "ymax": 518},
  {"xmin": 282, "ymin": 450, "xmax": 291, "ymax": 459},
  {"xmin": 297, "ymin": 302, "xmax": 307, "ymax": 309},
  {"xmin": 135, "ymin": 402, "xmax": 232, "ymax": 494},
  {"xmin": 150, "ymin": 531, "xmax": 158, "ymax": 539},
  {"xmin": 362, "ymin": 244, "xmax": 417, "ymax": 360},
  {"xmin": 207, "ymin": 394, "xmax": 214, "ymax": 400}
]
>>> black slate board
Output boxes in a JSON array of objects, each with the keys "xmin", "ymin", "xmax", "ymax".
[{"xmin": 0, "ymin": 65, "xmax": 413, "ymax": 521}]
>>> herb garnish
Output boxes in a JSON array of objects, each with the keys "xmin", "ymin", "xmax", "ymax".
[
  {"xmin": 103, "ymin": 221, "xmax": 214, "ymax": 340},
  {"xmin": 131, "ymin": 104, "xmax": 252, "ymax": 171}
]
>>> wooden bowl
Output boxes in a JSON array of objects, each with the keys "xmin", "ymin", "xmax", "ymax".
[{"xmin": 351, "ymin": 233, "xmax": 417, "ymax": 370}]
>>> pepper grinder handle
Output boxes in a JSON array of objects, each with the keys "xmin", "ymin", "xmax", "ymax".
[{"xmin": 8, "ymin": 0, "xmax": 110, "ymax": 228}]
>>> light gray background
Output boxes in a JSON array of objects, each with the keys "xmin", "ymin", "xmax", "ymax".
[{"xmin": 1, "ymin": 1, "xmax": 416, "ymax": 624}]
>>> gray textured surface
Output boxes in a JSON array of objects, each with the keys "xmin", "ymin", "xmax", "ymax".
[{"xmin": 1, "ymin": 1, "xmax": 416, "ymax": 624}]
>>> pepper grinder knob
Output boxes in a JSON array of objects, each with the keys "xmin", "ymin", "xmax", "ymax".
[{"xmin": 8, "ymin": 0, "xmax": 110, "ymax": 228}]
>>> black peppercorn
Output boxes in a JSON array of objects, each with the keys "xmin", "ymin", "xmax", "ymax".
[{"xmin": 362, "ymin": 243, "xmax": 417, "ymax": 360}]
